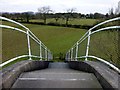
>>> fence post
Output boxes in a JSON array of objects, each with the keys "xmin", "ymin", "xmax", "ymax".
[
  {"xmin": 75, "ymin": 42, "xmax": 79, "ymax": 61},
  {"xmin": 40, "ymin": 41, "xmax": 42, "ymax": 60},
  {"xmin": 69, "ymin": 51, "xmax": 71, "ymax": 61},
  {"xmin": 0, "ymin": 21, "xmax": 2, "ymax": 64},
  {"xmin": 47, "ymin": 50, "xmax": 49, "ymax": 61},
  {"xmin": 27, "ymin": 30, "xmax": 32, "ymax": 60},
  {"xmin": 48, "ymin": 50, "xmax": 51, "ymax": 61},
  {"xmin": 45, "ymin": 47, "xmax": 47, "ymax": 61},
  {"xmin": 85, "ymin": 30, "xmax": 91, "ymax": 61},
  {"xmin": 66, "ymin": 51, "xmax": 69, "ymax": 61},
  {"xmin": 71, "ymin": 48, "xmax": 73, "ymax": 61}
]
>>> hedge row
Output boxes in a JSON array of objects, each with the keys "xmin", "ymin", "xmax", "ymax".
[{"xmin": 20, "ymin": 21, "xmax": 93, "ymax": 30}]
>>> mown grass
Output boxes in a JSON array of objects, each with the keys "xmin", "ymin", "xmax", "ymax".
[
  {"xmin": 2, "ymin": 21, "xmax": 86, "ymax": 62},
  {"xmin": 25, "ymin": 24, "xmax": 87, "ymax": 59},
  {"xmin": 2, "ymin": 19, "xmax": 119, "ymax": 67},
  {"xmin": 28, "ymin": 25, "xmax": 86, "ymax": 56},
  {"xmin": 30, "ymin": 18, "xmax": 98, "ymax": 26}
]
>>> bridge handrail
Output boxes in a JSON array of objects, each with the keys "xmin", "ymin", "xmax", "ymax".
[
  {"xmin": 76, "ymin": 55, "xmax": 120, "ymax": 73},
  {"xmin": 0, "ymin": 16, "xmax": 53, "ymax": 68},
  {"xmin": 66, "ymin": 17, "xmax": 120, "ymax": 73}
]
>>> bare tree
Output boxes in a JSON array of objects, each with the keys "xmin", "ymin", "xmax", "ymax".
[
  {"xmin": 115, "ymin": 1, "xmax": 120, "ymax": 16},
  {"xmin": 22, "ymin": 12, "xmax": 34, "ymax": 23},
  {"xmin": 54, "ymin": 13, "xmax": 61, "ymax": 23},
  {"xmin": 38, "ymin": 6, "xmax": 53, "ymax": 24},
  {"xmin": 109, "ymin": 8, "xmax": 114, "ymax": 18},
  {"xmin": 64, "ymin": 8, "xmax": 76, "ymax": 26}
]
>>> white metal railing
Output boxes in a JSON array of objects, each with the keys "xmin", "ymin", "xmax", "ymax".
[
  {"xmin": 0, "ymin": 16, "xmax": 53, "ymax": 68},
  {"xmin": 66, "ymin": 17, "xmax": 120, "ymax": 73}
]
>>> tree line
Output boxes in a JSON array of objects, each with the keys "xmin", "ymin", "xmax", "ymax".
[
  {"xmin": 1, "ymin": 1, "xmax": 119, "ymax": 26},
  {"xmin": 1, "ymin": 11, "xmax": 115, "ymax": 22}
]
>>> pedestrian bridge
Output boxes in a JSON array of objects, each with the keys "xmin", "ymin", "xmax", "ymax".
[{"xmin": 0, "ymin": 16, "xmax": 120, "ymax": 89}]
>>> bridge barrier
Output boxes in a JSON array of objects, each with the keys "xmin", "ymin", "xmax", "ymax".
[
  {"xmin": 0, "ymin": 61, "xmax": 49, "ymax": 89},
  {"xmin": 1, "ymin": 60, "xmax": 119, "ymax": 89},
  {"xmin": 68, "ymin": 61, "xmax": 119, "ymax": 89},
  {"xmin": 0, "ymin": 16, "xmax": 53, "ymax": 68},
  {"xmin": 66, "ymin": 17, "xmax": 120, "ymax": 73}
]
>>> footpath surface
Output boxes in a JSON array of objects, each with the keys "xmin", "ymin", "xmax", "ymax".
[{"xmin": 12, "ymin": 62, "xmax": 103, "ymax": 89}]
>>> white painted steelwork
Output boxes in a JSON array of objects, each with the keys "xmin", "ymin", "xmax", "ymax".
[
  {"xmin": 0, "ymin": 16, "xmax": 53, "ymax": 68},
  {"xmin": 66, "ymin": 17, "xmax": 120, "ymax": 73}
]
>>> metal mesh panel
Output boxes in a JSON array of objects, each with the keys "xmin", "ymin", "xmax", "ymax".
[
  {"xmin": 77, "ymin": 39, "xmax": 87, "ymax": 58},
  {"xmin": 2, "ymin": 29, "xmax": 28, "ymax": 62},
  {"xmin": 41, "ymin": 46, "xmax": 46, "ymax": 60},
  {"xmin": 30, "ymin": 37, "xmax": 40, "ymax": 57},
  {"xmin": 89, "ymin": 29, "xmax": 119, "ymax": 66},
  {"xmin": 72, "ymin": 47, "xmax": 76, "ymax": 60}
]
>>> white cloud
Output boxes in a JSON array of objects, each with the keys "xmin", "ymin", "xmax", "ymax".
[{"xmin": 0, "ymin": 0, "xmax": 119, "ymax": 14}]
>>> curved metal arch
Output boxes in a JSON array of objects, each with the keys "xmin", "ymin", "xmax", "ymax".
[
  {"xmin": 0, "ymin": 16, "xmax": 53, "ymax": 67},
  {"xmin": 66, "ymin": 17, "xmax": 120, "ymax": 73},
  {"xmin": 67, "ymin": 17, "xmax": 120, "ymax": 53},
  {"xmin": 91, "ymin": 26, "xmax": 120, "ymax": 35},
  {"xmin": 0, "ymin": 16, "xmax": 46, "ymax": 46},
  {"xmin": 89, "ymin": 17, "xmax": 120, "ymax": 31},
  {"xmin": 74, "ymin": 26, "xmax": 120, "ymax": 49},
  {"xmin": 76, "ymin": 55, "xmax": 120, "ymax": 74},
  {"xmin": 0, "ymin": 24, "xmax": 27, "ymax": 34},
  {"xmin": 0, "ymin": 55, "xmax": 29, "ymax": 68},
  {"xmin": 0, "ymin": 16, "xmax": 29, "ymax": 31},
  {"xmin": 85, "ymin": 17, "xmax": 120, "ymax": 61},
  {"xmin": 72, "ymin": 17, "xmax": 120, "ymax": 49}
]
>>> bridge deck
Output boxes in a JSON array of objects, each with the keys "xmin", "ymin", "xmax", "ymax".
[{"xmin": 12, "ymin": 62, "xmax": 103, "ymax": 89}]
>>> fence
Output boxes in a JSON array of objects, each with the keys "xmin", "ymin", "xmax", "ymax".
[
  {"xmin": 0, "ymin": 16, "xmax": 53, "ymax": 67},
  {"xmin": 66, "ymin": 17, "xmax": 120, "ymax": 73}
]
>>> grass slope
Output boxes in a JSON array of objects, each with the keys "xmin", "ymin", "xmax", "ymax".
[
  {"xmin": 2, "ymin": 22, "xmax": 86, "ymax": 62},
  {"xmin": 26, "ymin": 24, "xmax": 86, "ymax": 57},
  {"xmin": 30, "ymin": 18, "xmax": 98, "ymax": 26},
  {"xmin": 2, "ymin": 20, "xmax": 119, "ymax": 66}
]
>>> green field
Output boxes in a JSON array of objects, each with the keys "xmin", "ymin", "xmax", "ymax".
[
  {"xmin": 27, "ymin": 24, "xmax": 87, "ymax": 56},
  {"xmin": 76, "ymin": 30, "xmax": 119, "ymax": 66},
  {"xmin": 30, "ymin": 18, "xmax": 98, "ymax": 25},
  {"xmin": 2, "ymin": 19, "xmax": 119, "ymax": 67},
  {"xmin": 2, "ymin": 22, "xmax": 86, "ymax": 62}
]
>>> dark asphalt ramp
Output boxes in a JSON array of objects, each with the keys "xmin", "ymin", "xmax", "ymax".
[{"xmin": 12, "ymin": 62, "xmax": 103, "ymax": 89}]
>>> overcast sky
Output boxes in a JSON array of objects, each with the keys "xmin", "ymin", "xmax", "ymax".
[{"xmin": 0, "ymin": 0, "xmax": 119, "ymax": 14}]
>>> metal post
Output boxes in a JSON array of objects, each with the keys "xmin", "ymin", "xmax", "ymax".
[
  {"xmin": 69, "ymin": 51, "xmax": 71, "ymax": 61},
  {"xmin": 40, "ymin": 41, "xmax": 42, "ymax": 60},
  {"xmin": 45, "ymin": 48, "xmax": 47, "ymax": 61},
  {"xmin": 47, "ymin": 51, "xmax": 49, "ymax": 61},
  {"xmin": 75, "ymin": 42, "xmax": 79, "ymax": 61},
  {"xmin": 0, "ymin": 19, "xmax": 2, "ymax": 64},
  {"xmin": 27, "ymin": 30, "xmax": 32, "ymax": 60},
  {"xmin": 67, "ymin": 51, "xmax": 69, "ymax": 61},
  {"xmin": 48, "ymin": 51, "xmax": 50, "ymax": 61},
  {"xmin": 85, "ymin": 30, "xmax": 91, "ymax": 61},
  {"xmin": 66, "ymin": 53, "xmax": 68, "ymax": 61},
  {"xmin": 71, "ymin": 48, "xmax": 73, "ymax": 61},
  {"xmin": 68, "ymin": 51, "xmax": 70, "ymax": 61}
]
